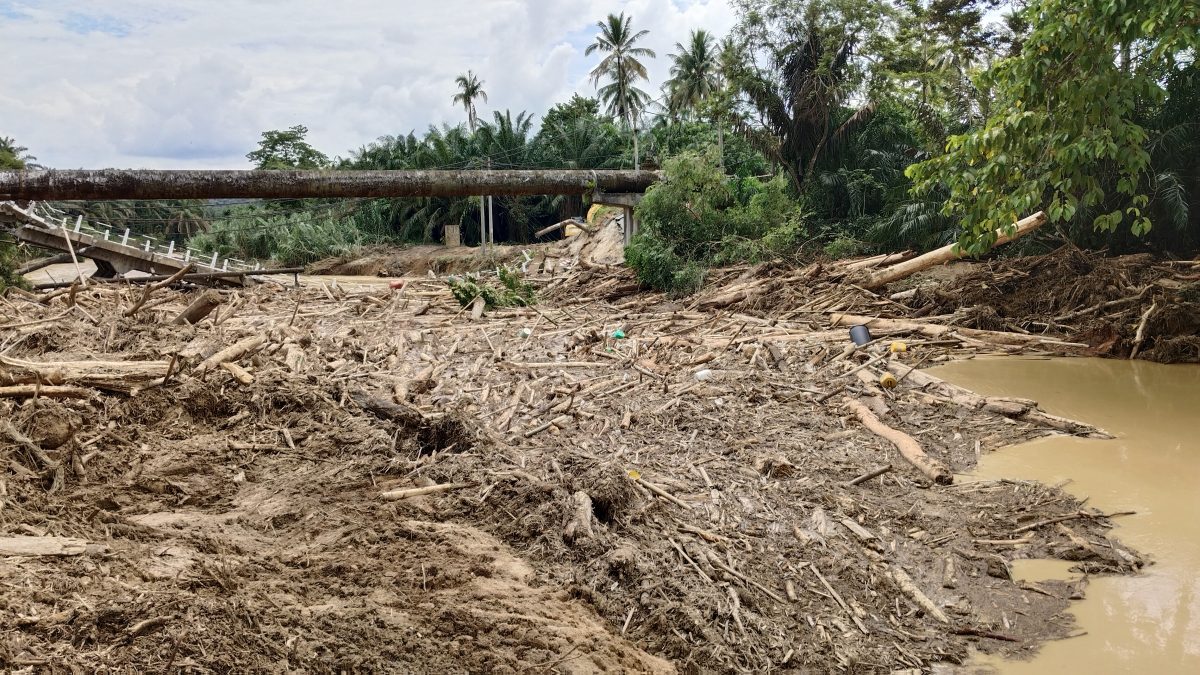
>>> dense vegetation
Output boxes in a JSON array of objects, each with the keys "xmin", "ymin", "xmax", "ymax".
[{"xmin": 2, "ymin": 0, "xmax": 1196, "ymax": 288}]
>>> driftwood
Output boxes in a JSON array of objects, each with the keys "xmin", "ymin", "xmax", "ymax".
[
  {"xmin": 886, "ymin": 362, "xmax": 1111, "ymax": 439},
  {"xmin": 174, "ymin": 290, "xmax": 224, "ymax": 325},
  {"xmin": 0, "ymin": 536, "xmax": 96, "ymax": 556},
  {"xmin": 890, "ymin": 565, "xmax": 949, "ymax": 623},
  {"xmin": 0, "ymin": 384, "xmax": 94, "ymax": 399},
  {"xmin": 0, "ymin": 355, "xmax": 169, "ymax": 386},
  {"xmin": 844, "ymin": 397, "xmax": 953, "ymax": 484},
  {"xmin": 195, "ymin": 335, "xmax": 266, "ymax": 373},
  {"xmin": 124, "ymin": 264, "xmax": 195, "ymax": 317},
  {"xmin": 859, "ymin": 212, "xmax": 1046, "ymax": 289},
  {"xmin": 380, "ymin": 482, "xmax": 473, "ymax": 501},
  {"xmin": 829, "ymin": 313, "xmax": 1087, "ymax": 348}
]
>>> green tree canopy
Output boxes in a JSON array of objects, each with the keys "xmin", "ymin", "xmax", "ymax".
[
  {"xmin": 246, "ymin": 125, "xmax": 330, "ymax": 170},
  {"xmin": 907, "ymin": 0, "xmax": 1200, "ymax": 252}
]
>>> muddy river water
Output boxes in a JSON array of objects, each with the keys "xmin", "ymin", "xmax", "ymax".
[{"xmin": 930, "ymin": 357, "xmax": 1200, "ymax": 673}]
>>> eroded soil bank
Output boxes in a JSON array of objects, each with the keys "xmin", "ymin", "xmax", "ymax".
[{"xmin": 1, "ymin": 242, "xmax": 1181, "ymax": 672}]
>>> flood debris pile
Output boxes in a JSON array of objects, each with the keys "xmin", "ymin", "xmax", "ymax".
[{"xmin": 0, "ymin": 237, "xmax": 1159, "ymax": 671}]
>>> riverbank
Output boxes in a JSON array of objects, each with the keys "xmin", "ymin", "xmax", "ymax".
[{"xmin": 0, "ymin": 245, "xmax": 1158, "ymax": 671}]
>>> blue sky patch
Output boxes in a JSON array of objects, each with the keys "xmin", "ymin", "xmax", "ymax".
[{"xmin": 62, "ymin": 11, "xmax": 130, "ymax": 37}]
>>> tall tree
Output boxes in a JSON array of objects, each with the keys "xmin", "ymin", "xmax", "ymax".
[
  {"xmin": 452, "ymin": 71, "xmax": 489, "ymax": 132},
  {"xmin": 727, "ymin": 0, "xmax": 890, "ymax": 193},
  {"xmin": 666, "ymin": 29, "xmax": 719, "ymax": 118},
  {"xmin": 246, "ymin": 125, "xmax": 329, "ymax": 170},
  {"xmin": 586, "ymin": 12, "xmax": 656, "ymax": 167}
]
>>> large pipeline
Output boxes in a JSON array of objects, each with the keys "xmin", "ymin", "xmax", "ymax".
[{"xmin": 0, "ymin": 169, "xmax": 662, "ymax": 201}]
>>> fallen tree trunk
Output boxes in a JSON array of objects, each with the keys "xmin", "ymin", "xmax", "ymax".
[
  {"xmin": 886, "ymin": 362, "xmax": 1112, "ymax": 439},
  {"xmin": 859, "ymin": 212, "xmax": 1047, "ymax": 289},
  {"xmin": 844, "ymin": 397, "xmax": 953, "ymax": 484},
  {"xmin": 0, "ymin": 355, "xmax": 170, "ymax": 384},
  {"xmin": 829, "ymin": 313, "xmax": 1087, "ymax": 348},
  {"xmin": 174, "ymin": 290, "xmax": 223, "ymax": 325}
]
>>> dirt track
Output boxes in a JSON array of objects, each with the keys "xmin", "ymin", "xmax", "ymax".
[{"xmin": 2, "ymin": 236, "xmax": 1166, "ymax": 672}]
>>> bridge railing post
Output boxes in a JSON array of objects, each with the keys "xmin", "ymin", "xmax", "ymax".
[{"xmin": 121, "ymin": 229, "xmax": 130, "ymax": 246}]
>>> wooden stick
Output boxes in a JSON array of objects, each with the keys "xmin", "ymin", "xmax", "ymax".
[
  {"xmin": 1129, "ymin": 301, "xmax": 1157, "ymax": 359},
  {"xmin": 501, "ymin": 361, "xmax": 609, "ymax": 369},
  {"xmin": 59, "ymin": 217, "xmax": 88, "ymax": 288},
  {"xmin": 632, "ymin": 476, "xmax": 691, "ymax": 509},
  {"xmin": 844, "ymin": 397, "xmax": 953, "ymax": 485},
  {"xmin": 860, "ymin": 212, "xmax": 1046, "ymax": 289},
  {"xmin": 124, "ymin": 263, "xmax": 194, "ymax": 317},
  {"xmin": 220, "ymin": 361, "xmax": 255, "ymax": 385},
  {"xmin": 380, "ymin": 482, "xmax": 474, "ymax": 501},
  {"xmin": 848, "ymin": 464, "xmax": 892, "ymax": 486}
]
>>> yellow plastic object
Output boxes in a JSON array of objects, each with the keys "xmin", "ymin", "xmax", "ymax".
[
  {"xmin": 587, "ymin": 204, "xmax": 605, "ymax": 224},
  {"xmin": 889, "ymin": 341, "xmax": 908, "ymax": 353},
  {"xmin": 879, "ymin": 373, "xmax": 898, "ymax": 389}
]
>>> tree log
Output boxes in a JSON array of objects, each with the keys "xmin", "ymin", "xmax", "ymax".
[
  {"xmin": 829, "ymin": 313, "xmax": 1086, "ymax": 348},
  {"xmin": 0, "ymin": 169, "xmax": 663, "ymax": 200},
  {"xmin": 844, "ymin": 397, "xmax": 953, "ymax": 484},
  {"xmin": 886, "ymin": 362, "xmax": 1112, "ymax": 438},
  {"xmin": 195, "ymin": 335, "xmax": 266, "ymax": 373},
  {"xmin": 173, "ymin": 290, "xmax": 223, "ymax": 325},
  {"xmin": 859, "ymin": 212, "xmax": 1046, "ymax": 289}
]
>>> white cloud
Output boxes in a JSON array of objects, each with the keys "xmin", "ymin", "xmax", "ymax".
[{"xmin": 0, "ymin": 0, "xmax": 736, "ymax": 169}]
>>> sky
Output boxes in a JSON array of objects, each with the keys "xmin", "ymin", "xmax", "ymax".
[{"xmin": 0, "ymin": 0, "xmax": 737, "ymax": 169}]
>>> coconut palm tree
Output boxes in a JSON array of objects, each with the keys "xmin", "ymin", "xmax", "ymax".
[
  {"xmin": 666, "ymin": 29, "xmax": 719, "ymax": 119},
  {"xmin": 451, "ymin": 71, "xmax": 488, "ymax": 132},
  {"xmin": 586, "ymin": 12, "xmax": 655, "ymax": 167}
]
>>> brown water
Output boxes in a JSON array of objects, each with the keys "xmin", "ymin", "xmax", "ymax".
[{"xmin": 930, "ymin": 357, "xmax": 1200, "ymax": 673}]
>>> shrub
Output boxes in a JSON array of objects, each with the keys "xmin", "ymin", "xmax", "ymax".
[
  {"xmin": 626, "ymin": 149, "xmax": 805, "ymax": 292},
  {"xmin": 0, "ymin": 241, "xmax": 28, "ymax": 293},
  {"xmin": 448, "ymin": 267, "xmax": 536, "ymax": 308}
]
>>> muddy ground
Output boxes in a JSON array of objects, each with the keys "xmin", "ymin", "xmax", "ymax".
[{"xmin": 0, "ymin": 239, "xmax": 1177, "ymax": 673}]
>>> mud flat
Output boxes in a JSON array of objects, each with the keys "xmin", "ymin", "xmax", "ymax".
[{"xmin": 1, "ymin": 240, "xmax": 1157, "ymax": 671}]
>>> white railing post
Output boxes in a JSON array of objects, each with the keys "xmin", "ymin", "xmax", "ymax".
[
  {"xmin": 143, "ymin": 239, "xmax": 152, "ymax": 252},
  {"xmin": 185, "ymin": 249, "xmax": 192, "ymax": 262},
  {"xmin": 167, "ymin": 241, "xmax": 175, "ymax": 257},
  {"xmin": 73, "ymin": 215, "xmax": 83, "ymax": 233},
  {"xmin": 104, "ymin": 230, "xmax": 111, "ymax": 241},
  {"xmin": 121, "ymin": 229, "xmax": 130, "ymax": 246},
  {"xmin": 210, "ymin": 251, "xmax": 219, "ymax": 269},
  {"xmin": 221, "ymin": 259, "xmax": 229, "ymax": 271}
]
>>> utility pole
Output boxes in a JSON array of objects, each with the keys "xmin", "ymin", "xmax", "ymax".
[
  {"xmin": 487, "ymin": 195, "xmax": 495, "ymax": 248},
  {"xmin": 480, "ymin": 195, "xmax": 487, "ymax": 254}
]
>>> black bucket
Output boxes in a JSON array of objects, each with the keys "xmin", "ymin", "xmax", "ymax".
[{"xmin": 849, "ymin": 325, "xmax": 872, "ymax": 346}]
